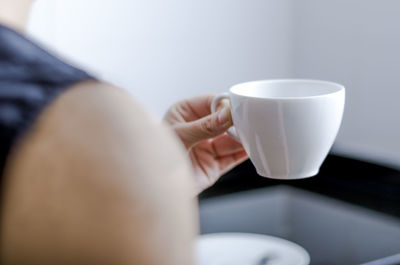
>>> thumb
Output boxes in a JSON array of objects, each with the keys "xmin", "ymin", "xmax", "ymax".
[{"xmin": 175, "ymin": 107, "xmax": 233, "ymax": 149}]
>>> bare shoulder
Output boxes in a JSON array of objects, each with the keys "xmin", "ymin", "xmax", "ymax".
[
  {"xmin": 5, "ymin": 80, "xmax": 193, "ymax": 194},
  {"xmin": 0, "ymin": 81, "xmax": 197, "ymax": 265}
]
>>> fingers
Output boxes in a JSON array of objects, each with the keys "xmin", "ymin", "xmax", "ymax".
[
  {"xmin": 174, "ymin": 107, "xmax": 233, "ymax": 149},
  {"xmin": 182, "ymin": 94, "xmax": 215, "ymax": 118},
  {"xmin": 217, "ymin": 150, "xmax": 248, "ymax": 174},
  {"xmin": 174, "ymin": 94, "xmax": 229, "ymax": 122},
  {"xmin": 211, "ymin": 134, "xmax": 244, "ymax": 157}
]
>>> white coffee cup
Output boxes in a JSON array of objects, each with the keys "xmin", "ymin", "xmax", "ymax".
[{"xmin": 212, "ymin": 79, "xmax": 345, "ymax": 179}]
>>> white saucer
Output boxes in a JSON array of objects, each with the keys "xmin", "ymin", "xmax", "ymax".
[{"xmin": 196, "ymin": 233, "xmax": 310, "ymax": 265}]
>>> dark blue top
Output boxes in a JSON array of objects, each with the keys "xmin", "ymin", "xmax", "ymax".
[{"xmin": 0, "ymin": 24, "xmax": 93, "ymax": 178}]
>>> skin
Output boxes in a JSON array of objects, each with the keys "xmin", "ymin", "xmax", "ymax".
[
  {"xmin": 0, "ymin": 2, "xmax": 198, "ymax": 264},
  {"xmin": 1, "ymin": 82, "xmax": 199, "ymax": 265},
  {"xmin": 163, "ymin": 95, "xmax": 247, "ymax": 193},
  {"xmin": 0, "ymin": 1, "xmax": 247, "ymax": 264},
  {"xmin": 0, "ymin": 0, "xmax": 32, "ymax": 32}
]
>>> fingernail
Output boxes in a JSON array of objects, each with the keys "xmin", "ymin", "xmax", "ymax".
[{"xmin": 218, "ymin": 107, "xmax": 230, "ymax": 126}]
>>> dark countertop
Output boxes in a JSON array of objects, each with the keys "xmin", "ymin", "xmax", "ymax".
[{"xmin": 199, "ymin": 155, "xmax": 400, "ymax": 219}]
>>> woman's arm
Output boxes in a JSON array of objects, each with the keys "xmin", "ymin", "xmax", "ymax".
[{"xmin": 0, "ymin": 81, "xmax": 197, "ymax": 265}]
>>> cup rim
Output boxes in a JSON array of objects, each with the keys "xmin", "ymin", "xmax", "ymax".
[{"xmin": 229, "ymin": 79, "xmax": 345, "ymax": 100}]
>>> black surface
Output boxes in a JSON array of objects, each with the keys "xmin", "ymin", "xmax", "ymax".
[{"xmin": 199, "ymin": 155, "xmax": 400, "ymax": 218}]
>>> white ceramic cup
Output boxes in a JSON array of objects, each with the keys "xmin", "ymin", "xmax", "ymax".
[{"xmin": 212, "ymin": 79, "xmax": 345, "ymax": 179}]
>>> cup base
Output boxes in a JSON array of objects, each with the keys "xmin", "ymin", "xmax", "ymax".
[{"xmin": 256, "ymin": 169, "xmax": 319, "ymax": 180}]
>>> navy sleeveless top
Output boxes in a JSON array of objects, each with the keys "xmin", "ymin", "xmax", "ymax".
[{"xmin": 0, "ymin": 24, "xmax": 93, "ymax": 177}]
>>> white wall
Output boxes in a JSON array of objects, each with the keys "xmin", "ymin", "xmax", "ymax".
[
  {"xmin": 291, "ymin": 0, "xmax": 400, "ymax": 168},
  {"xmin": 28, "ymin": 0, "xmax": 293, "ymax": 117},
  {"xmin": 28, "ymin": 0, "xmax": 400, "ymax": 168}
]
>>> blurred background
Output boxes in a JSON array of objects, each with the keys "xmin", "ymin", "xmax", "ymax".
[
  {"xmin": 27, "ymin": 1, "xmax": 400, "ymax": 264},
  {"xmin": 28, "ymin": 0, "xmax": 400, "ymax": 169}
]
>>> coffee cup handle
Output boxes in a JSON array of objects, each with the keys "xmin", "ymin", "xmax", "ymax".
[{"xmin": 211, "ymin": 93, "xmax": 241, "ymax": 142}]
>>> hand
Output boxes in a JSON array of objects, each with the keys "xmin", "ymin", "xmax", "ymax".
[{"xmin": 163, "ymin": 95, "xmax": 248, "ymax": 194}]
